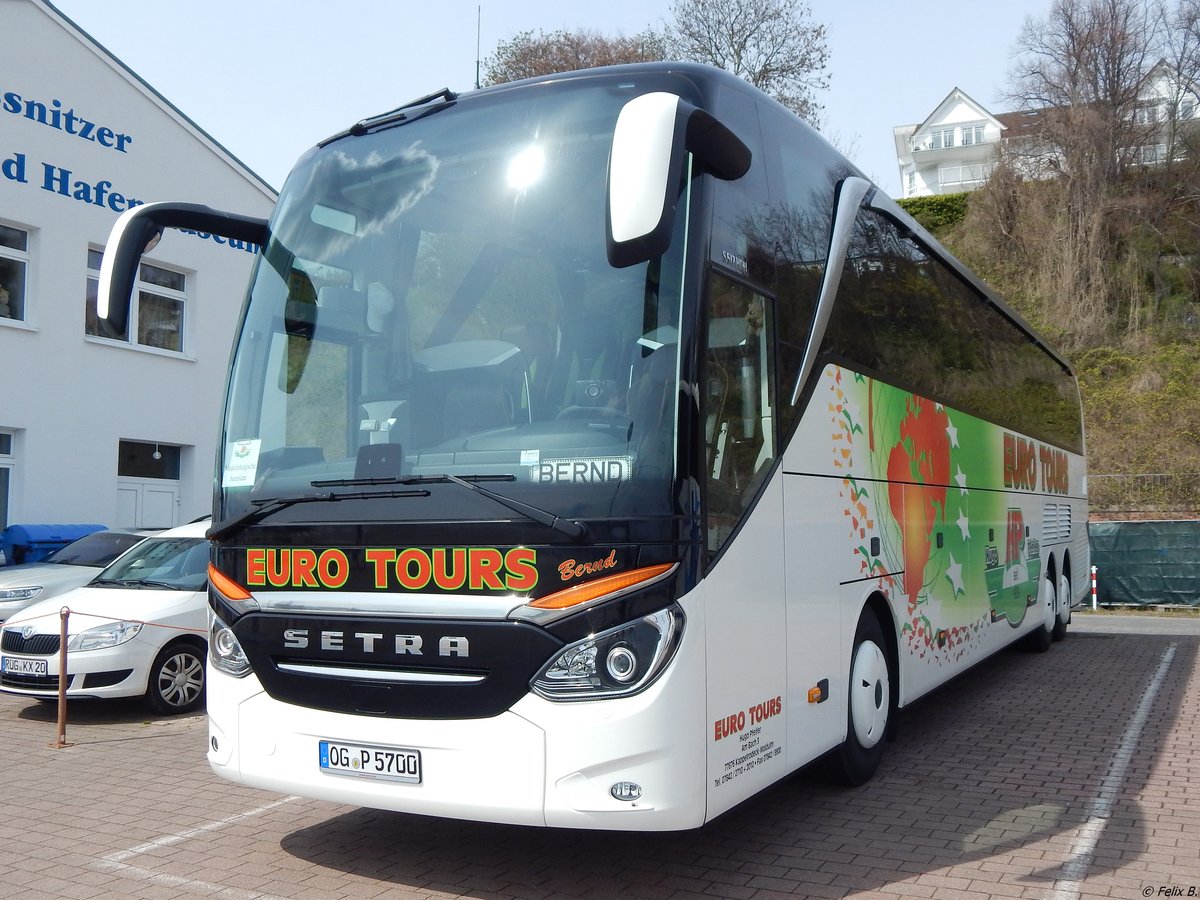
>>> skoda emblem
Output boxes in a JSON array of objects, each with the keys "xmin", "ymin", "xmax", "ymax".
[{"xmin": 21, "ymin": 626, "xmax": 36, "ymax": 640}]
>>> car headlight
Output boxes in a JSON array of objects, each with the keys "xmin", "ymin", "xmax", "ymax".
[
  {"xmin": 67, "ymin": 620, "xmax": 142, "ymax": 651},
  {"xmin": 531, "ymin": 604, "xmax": 683, "ymax": 701},
  {"xmin": 0, "ymin": 586, "xmax": 42, "ymax": 603},
  {"xmin": 210, "ymin": 615, "xmax": 251, "ymax": 677}
]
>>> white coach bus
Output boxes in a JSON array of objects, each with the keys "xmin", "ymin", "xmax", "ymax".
[{"xmin": 99, "ymin": 62, "xmax": 1088, "ymax": 830}]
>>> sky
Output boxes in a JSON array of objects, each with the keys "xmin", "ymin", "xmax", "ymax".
[{"xmin": 46, "ymin": 0, "xmax": 1056, "ymax": 197}]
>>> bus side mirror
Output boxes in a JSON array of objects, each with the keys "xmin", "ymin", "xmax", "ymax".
[
  {"xmin": 98, "ymin": 201, "xmax": 270, "ymax": 335},
  {"xmin": 606, "ymin": 92, "xmax": 751, "ymax": 268}
]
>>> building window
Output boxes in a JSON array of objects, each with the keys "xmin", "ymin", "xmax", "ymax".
[
  {"xmin": 0, "ymin": 223, "xmax": 29, "ymax": 323},
  {"xmin": 907, "ymin": 171, "xmax": 916, "ymax": 193},
  {"xmin": 118, "ymin": 440, "xmax": 181, "ymax": 480},
  {"xmin": 86, "ymin": 249, "xmax": 188, "ymax": 352},
  {"xmin": 1135, "ymin": 103, "xmax": 1162, "ymax": 125},
  {"xmin": 930, "ymin": 128, "xmax": 955, "ymax": 150},
  {"xmin": 1180, "ymin": 99, "xmax": 1196, "ymax": 120},
  {"xmin": 0, "ymin": 431, "xmax": 13, "ymax": 530},
  {"xmin": 1138, "ymin": 143, "xmax": 1167, "ymax": 165},
  {"xmin": 939, "ymin": 163, "xmax": 990, "ymax": 189},
  {"xmin": 961, "ymin": 124, "xmax": 986, "ymax": 146}
]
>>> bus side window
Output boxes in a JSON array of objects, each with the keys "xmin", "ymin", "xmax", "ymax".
[{"xmin": 705, "ymin": 271, "xmax": 775, "ymax": 555}]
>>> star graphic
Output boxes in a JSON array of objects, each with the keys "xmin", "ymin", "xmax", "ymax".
[
  {"xmin": 957, "ymin": 512, "xmax": 970, "ymax": 541},
  {"xmin": 945, "ymin": 554, "xmax": 965, "ymax": 596},
  {"xmin": 955, "ymin": 465, "xmax": 968, "ymax": 495},
  {"xmin": 946, "ymin": 420, "xmax": 959, "ymax": 448}
]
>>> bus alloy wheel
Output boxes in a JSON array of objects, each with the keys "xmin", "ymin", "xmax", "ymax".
[
  {"xmin": 833, "ymin": 613, "xmax": 892, "ymax": 786},
  {"xmin": 1027, "ymin": 576, "xmax": 1056, "ymax": 653},
  {"xmin": 1052, "ymin": 574, "xmax": 1071, "ymax": 641}
]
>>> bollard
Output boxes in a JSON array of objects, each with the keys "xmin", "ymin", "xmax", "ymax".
[
  {"xmin": 49, "ymin": 606, "xmax": 72, "ymax": 749},
  {"xmin": 1091, "ymin": 565, "xmax": 1098, "ymax": 611}
]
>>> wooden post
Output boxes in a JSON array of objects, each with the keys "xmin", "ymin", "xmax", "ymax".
[{"xmin": 49, "ymin": 607, "xmax": 73, "ymax": 749}]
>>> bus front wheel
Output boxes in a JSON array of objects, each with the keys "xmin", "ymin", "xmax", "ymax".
[{"xmin": 832, "ymin": 613, "xmax": 893, "ymax": 786}]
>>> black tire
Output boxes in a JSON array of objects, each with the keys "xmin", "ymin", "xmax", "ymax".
[
  {"xmin": 144, "ymin": 642, "xmax": 206, "ymax": 714},
  {"xmin": 830, "ymin": 613, "xmax": 893, "ymax": 786},
  {"xmin": 1051, "ymin": 574, "xmax": 1070, "ymax": 642},
  {"xmin": 1026, "ymin": 575, "xmax": 1055, "ymax": 653}
]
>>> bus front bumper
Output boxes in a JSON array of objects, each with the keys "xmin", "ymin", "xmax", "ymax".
[{"xmin": 206, "ymin": 656, "xmax": 707, "ymax": 831}]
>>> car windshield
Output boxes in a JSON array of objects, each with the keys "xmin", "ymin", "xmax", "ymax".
[
  {"xmin": 219, "ymin": 74, "xmax": 691, "ymax": 530},
  {"xmin": 43, "ymin": 531, "xmax": 144, "ymax": 567},
  {"xmin": 94, "ymin": 537, "xmax": 209, "ymax": 591}
]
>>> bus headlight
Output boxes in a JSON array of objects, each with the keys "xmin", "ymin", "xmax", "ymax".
[
  {"xmin": 210, "ymin": 616, "xmax": 251, "ymax": 678},
  {"xmin": 530, "ymin": 604, "xmax": 683, "ymax": 701}
]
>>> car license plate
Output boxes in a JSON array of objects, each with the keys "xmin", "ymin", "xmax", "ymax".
[
  {"xmin": 319, "ymin": 740, "xmax": 421, "ymax": 783},
  {"xmin": 1, "ymin": 657, "xmax": 48, "ymax": 676}
]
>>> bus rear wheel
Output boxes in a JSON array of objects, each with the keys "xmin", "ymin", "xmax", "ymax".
[
  {"xmin": 831, "ymin": 613, "xmax": 892, "ymax": 786},
  {"xmin": 1027, "ymin": 575, "xmax": 1056, "ymax": 652},
  {"xmin": 1052, "ymin": 573, "xmax": 1071, "ymax": 641}
]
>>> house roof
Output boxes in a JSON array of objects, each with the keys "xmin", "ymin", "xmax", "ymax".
[
  {"xmin": 910, "ymin": 86, "xmax": 1006, "ymax": 136},
  {"xmin": 994, "ymin": 108, "xmax": 1050, "ymax": 139}
]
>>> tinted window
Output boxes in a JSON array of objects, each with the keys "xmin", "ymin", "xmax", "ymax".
[
  {"xmin": 709, "ymin": 84, "xmax": 771, "ymax": 286},
  {"xmin": 45, "ymin": 531, "xmax": 144, "ymax": 567},
  {"xmin": 711, "ymin": 97, "xmax": 851, "ymax": 439},
  {"xmin": 757, "ymin": 103, "xmax": 852, "ymax": 436},
  {"xmin": 822, "ymin": 210, "xmax": 1082, "ymax": 453},
  {"xmin": 704, "ymin": 271, "xmax": 775, "ymax": 556}
]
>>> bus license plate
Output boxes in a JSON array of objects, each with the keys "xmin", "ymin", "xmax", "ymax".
[
  {"xmin": 2, "ymin": 657, "xmax": 48, "ymax": 676},
  {"xmin": 319, "ymin": 740, "xmax": 421, "ymax": 783}
]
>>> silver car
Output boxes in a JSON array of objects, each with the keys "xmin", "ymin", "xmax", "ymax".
[{"xmin": 0, "ymin": 530, "xmax": 149, "ymax": 623}]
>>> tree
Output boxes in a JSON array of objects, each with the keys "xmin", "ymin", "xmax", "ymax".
[
  {"xmin": 665, "ymin": 0, "xmax": 829, "ymax": 123},
  {"xmin": 985, "ymin": 0, "xmax": 1200, "ymax": 345},
  {"xmin": 481, "ymin": 28, "xmax": 667, "ymax": 86},
  {"xmin": 945, "ymin": 0, "xmax": 1200, "ymax": 349}
]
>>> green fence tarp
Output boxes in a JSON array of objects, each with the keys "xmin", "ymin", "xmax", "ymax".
[{"xmin": 1088, "ymin": 520, "xmax": 1200, "ymax": 607}]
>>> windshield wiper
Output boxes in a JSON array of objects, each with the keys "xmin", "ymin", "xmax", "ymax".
[
  {"xmin": 439, "ymin": 474, "xmax": 589, "ymax": 541},
  {"xmin": 311, "ymin": 474, "xmax": 515, "ymax": 488},
  {"xmin": 321, "ymin": 88, "xmax": 458, "ymax": 145},
  {"xmin": 207, "ymin": 487, "xmax": 430, "ymax": 542},
  {"xmin": 314, "ymin": 473, "xmax": 586, "ymax": 540}
]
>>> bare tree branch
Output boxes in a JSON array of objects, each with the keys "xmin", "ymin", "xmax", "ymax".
[
  {"xmin": 482, "ymin": 28, "xmax": 668, "ymax": 86},
  {"xmin": 665, "ymin": 0, "xmax": 829, "ymax": 123}
]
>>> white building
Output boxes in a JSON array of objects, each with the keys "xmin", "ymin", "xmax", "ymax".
[
  {"xmin": 893, "ymin": 87, "xmax": 1008, "ymax": 199},
  {"xmin": 895, "ymin": 68, "xmax": 1200, "ymax": 199},
  {"xmin": 1, "ymin": 0, "xmax": 276, "ymax": 532}
]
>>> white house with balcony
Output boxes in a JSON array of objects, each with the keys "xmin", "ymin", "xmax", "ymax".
[
  {"xmin": 895, "ymin": 68, "xmax": 1200, "ymax": 199},
  {"xmin": 893, "ymin": 88, "xmax": 1006, "ymax": 199}
]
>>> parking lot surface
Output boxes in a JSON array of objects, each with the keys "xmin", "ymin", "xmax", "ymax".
[{"xmin": 2, "ymin": 612, "xmax": 1198, "ymax": 900}]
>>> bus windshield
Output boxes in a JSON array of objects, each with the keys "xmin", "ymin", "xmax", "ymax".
[{"xmin": 218, "ymin": 78, "xmax": 690, "ymax": 531}]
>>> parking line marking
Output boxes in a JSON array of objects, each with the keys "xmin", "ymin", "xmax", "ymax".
[
  {"xmin": 96, "ymin": 860, "xmax": 296, "ymax": 900},
  {"xmin": 101, "ymin": 794, "xmax": 300, "ymax": 863},
  {"xmin": 95, "ymin": 794, "xmax": 301, "ymax": 898},
  {"xmin": 1044, "ymin": 642, "xmax": 1177, "ymax": 900}
]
